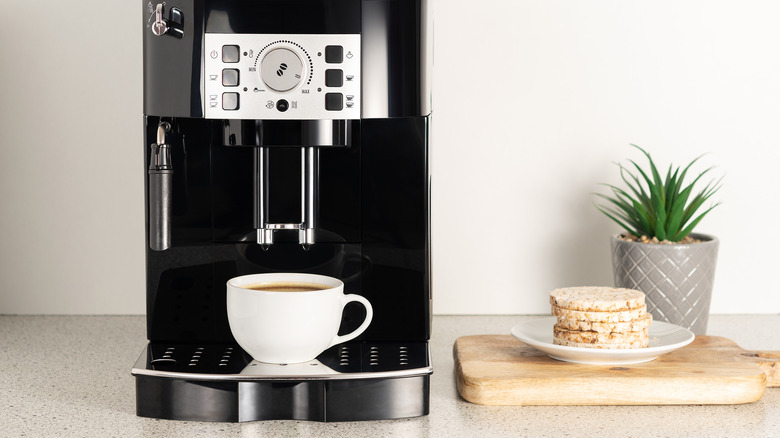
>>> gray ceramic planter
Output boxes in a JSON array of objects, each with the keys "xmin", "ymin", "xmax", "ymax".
[{"xmin": 610, "ymin": 233, "xmax": 719, "ymax": 335}]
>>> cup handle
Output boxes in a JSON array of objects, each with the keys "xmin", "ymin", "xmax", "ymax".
[{"xmin": 329, "ymin": 294, "xmax": 373, "ymax": 347}]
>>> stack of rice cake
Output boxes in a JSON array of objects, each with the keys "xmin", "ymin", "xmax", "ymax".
[{"xmin": 550, "ymin": 286, "xmax": 652, "ymax": 349}]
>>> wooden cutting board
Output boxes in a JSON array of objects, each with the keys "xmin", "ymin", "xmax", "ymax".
[{"xmin": 454, "ymin": 335, "xmax": 779, "ymax": 405}]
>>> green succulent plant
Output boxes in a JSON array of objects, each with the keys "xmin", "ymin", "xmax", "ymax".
[{"xmin": 595, "ymin": 144, "xmax": 722, "ymax": 242}]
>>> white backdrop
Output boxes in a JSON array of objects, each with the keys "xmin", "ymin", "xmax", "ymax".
[{"xmin": 1, "ymin": 0, "xmax": 779, "ymax": 315}]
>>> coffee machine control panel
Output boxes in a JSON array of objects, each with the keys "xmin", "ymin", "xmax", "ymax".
[{"xmin": 204, "ymin": 34, "xmax": 361, "ymax": 120}]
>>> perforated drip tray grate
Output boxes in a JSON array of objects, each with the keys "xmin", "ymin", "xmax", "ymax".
[{"xmin": 132, "ymin": 341, "xmax": 431, "ymax": 381}]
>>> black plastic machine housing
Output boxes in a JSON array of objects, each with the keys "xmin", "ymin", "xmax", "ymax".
[{"xmin": 134, "ymin": 0, "xmax": 432, "ymax": 422}]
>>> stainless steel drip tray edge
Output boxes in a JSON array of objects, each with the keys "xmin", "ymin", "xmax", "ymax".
[{"xmin": 131, "ymin": 349, "xmax": 433, "ymax": 382}]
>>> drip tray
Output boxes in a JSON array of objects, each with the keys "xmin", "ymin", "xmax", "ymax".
[{"xmin": 132, "ymin": 341, "xmax": 431, "ymax": 381}]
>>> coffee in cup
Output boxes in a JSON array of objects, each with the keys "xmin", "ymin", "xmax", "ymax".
[
  {"xmin": 226, "ymin": 273, "xmax": 373, "ymax": 364},
  {"xmin": 240, "ymin": 282, "xmax": 329, "ymax": 292}
]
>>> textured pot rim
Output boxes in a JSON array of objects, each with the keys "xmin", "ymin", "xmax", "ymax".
[{"xmin": 611, "ymin": 232, "xmax": 719, "ymax": 247}]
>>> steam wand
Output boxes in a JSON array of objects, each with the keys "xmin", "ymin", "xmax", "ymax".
[{"xmin": 149, "ymin": 121, "xmax": 173, "ymax": 251}]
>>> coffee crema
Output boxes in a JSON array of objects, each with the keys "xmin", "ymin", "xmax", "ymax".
[{"xmin": 240, "ymin": 281, "xmax": 330, "ymax": 292}]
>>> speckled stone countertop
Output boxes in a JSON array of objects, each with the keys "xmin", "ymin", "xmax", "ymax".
[{"xmin": 1, "ymin": 315, "xmax": 779, "ymax": 437}]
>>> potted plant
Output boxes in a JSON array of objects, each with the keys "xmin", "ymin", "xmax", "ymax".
[{"xmin": 595, "ymin": 145, "xmax": 722, "ymax": 334}]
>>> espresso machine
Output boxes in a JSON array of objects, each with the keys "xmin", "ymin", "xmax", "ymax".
[{"xmin": 132, "ymin": 0, "xmax": 432, "ymax": 422}]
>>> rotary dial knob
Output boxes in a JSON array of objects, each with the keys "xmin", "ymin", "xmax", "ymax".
[{"xmin": 260, "ymin": 48, "xmax": 305, "ymax": 92}]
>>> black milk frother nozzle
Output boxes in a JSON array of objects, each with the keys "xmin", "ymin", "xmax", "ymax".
[{"xmin": 148, "ymin": 121, "xmax": 172, "ymax": 251}]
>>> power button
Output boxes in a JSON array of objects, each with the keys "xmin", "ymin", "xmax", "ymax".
[{"xmin": 276, "ymin": 99, "xmax": 289, "ymax": 112}]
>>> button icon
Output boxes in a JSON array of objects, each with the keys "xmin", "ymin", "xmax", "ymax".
[
  {"xmin": 346, "ymin": 102, "xmax": 354, "ymax": 108},
  {"xmin": 346, "ymin": 95, "xmax": 354, "ymax": 101},
  {"xmin": 276, "ymin": 62, "xmax": 288, "ymax": 77},
  {"xmin": 346, "ymin": 75, "xmax": 354, "ymax": 81},
  {"xmin": 209, "ymin": 102, "xmax": 218, "ymax": 108},
  {"xmin": 291, "ymin": 101, "xmax": 298, "ymax": 109},
  {"xmin": 266, "ymin": 100, "xmax": 274, "ymax": 109},
  {"xmin": 209, "ymin": 74, "xmax": 218, "ymax": 81},
  {"xmin": 345, "ymin": 51, "xmax": 353, "ymax": 59},
  {"xmin": 210, "ymin": 50, "xmax": 218, "ymax": 59},
  {"xmin": 209, "ymin": 95, "xmax": 218, "ymax": 101}
]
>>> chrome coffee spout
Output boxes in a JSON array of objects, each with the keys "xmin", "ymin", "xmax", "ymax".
[
  {"xmin": 254, "ymin": 146, "xmax": 320, "ymax": 249},
  {"xmin": 300, "ymin": 146, "xmax": 319, "ymax": 247},
  {"xmin": 253, "ymin": 147, "xmax": 273, "ymax": 249}
]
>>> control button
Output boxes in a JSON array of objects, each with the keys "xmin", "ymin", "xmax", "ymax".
[
  {"xmin": 325, "ymin": 69, "xmax": 343, "ymax": 87},
  {"xmin": 276, "ymin": 99, "xmax": 289, "ymax": 112},
  {"xmin": 325, "ymin": 93, "xmax": 343, "ymax": 111},
  {"xmin": 223, "ymin": 92, "xmax": 239, "ymax": 110},
  {"xmin": 325, "ymin": 45, "xmax": 343, "ymax": 63},
  {"xmin": 222, "ymin": 69, "xmax": 239, "ymax": 87},
  {"xmin": 260, "ymin": 48, "xmax": 304, "ymax": 92},
  {"xmin": 222, "ymin": 45, "xmax": 240, "ymax": 63}
]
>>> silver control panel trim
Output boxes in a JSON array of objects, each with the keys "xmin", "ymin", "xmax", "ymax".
[{"xmin": 204, "ymin": 33, "xmax": 361, "ymax": 120}]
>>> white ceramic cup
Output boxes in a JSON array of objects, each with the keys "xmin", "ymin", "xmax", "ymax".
[{"xmin": 226, "ymin": 273, "xmax": 373, "ymax": 364}]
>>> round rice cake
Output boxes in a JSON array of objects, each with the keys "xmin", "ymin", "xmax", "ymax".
[
  {"xmin": 553, "ymin": 325, "xmax": 648, "ymax": 345},
  {"xmin": 555, "ymin": 313, "xmax": 653, "ymax": 333},
  {"xmin": 551, "ymin": 304, "xmax": 647, "ymax": 323},
  {"xmin": 553, "ymin": 337, "xmax": 650, "ymax": 349},
  {"xmin": 550, "ymin": 286, "xmax": 646, "ymax": 312}
]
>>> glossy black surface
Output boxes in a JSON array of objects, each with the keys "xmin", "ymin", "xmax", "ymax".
[
  {"xmin": 145, "ymin": 116, "xmax": 429, "ymax": 343},
  {"xmin": 136, "ymin": 374, "xmax": 430, "ymax": 422},
  {"xmin": 143, "ymin": 0, "xmax": 204, "ymax": 117},
  {"xmin": 136, "ymin": 377, "xmax": 238, "ymax": 421},
  {"xmin": 135, "ymin": 341, "xmax": 431, "ymax": 422},
  {"xmin": 222, "ymin": 119, "xmax": 356, "ymax": 147},
  {"xmin": 204, "ymin": 0, "xmax": 361, "ymax": 34},
  {"xmin": 142, "ymin": 0, "xmax": 431, "ymax": 118},
  {"xmin": 141, "ymin": 0, "xmax": 432, "ymax": 422},
  {"xmin": 361, "ymin": 0, "xmax": 431, "ymax": 118}
]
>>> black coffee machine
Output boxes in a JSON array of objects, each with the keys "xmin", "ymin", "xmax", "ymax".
[{"xmin": 131, "ymin": 0, "xmax": 432, "ymax": 423}]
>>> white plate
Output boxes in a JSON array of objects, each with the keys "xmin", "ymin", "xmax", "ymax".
[{"xmin": 510, "ymin": 317, "xmax": 695, "ymax": 365}]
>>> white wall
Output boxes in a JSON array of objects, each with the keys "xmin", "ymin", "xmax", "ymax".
[
  {"xmin": 433, "ymin": 0, "xmax": 780, "ymax": 314},
  {"xmin": 1, "ymin": 1, "xmax": 778, "ymax": 315},
  {"xmin": 0, "ymin": 1, "xmax": 143, "ymax": 314}
]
